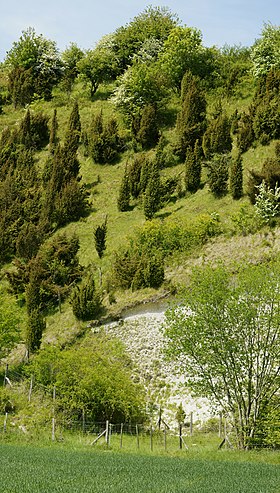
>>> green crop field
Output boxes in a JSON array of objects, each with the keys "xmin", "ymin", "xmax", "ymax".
[{"xmin": 0, "ymin": 444, "xmax": 279, "ymax": 493}]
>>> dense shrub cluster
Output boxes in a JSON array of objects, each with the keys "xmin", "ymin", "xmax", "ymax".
[
  {"xmin": 85, "ymin": 112, "xmax": 123, "ymax": 164},
  {"xmin": 112, "ymin": 214, "xmax": 222, "ymax": 291},
  {"xmin": 71, "ymin": 270, "xmax": 102, "ymax": 321}
]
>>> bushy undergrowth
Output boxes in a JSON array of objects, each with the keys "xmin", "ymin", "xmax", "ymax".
[{"xmin": 111, "ymin": 214, "xmax": 222, "ymax": 290}]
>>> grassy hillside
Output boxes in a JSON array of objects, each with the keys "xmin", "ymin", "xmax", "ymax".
[{"xmin": 0, "ymin": 74, "xmax": 279, "ymax": 346}]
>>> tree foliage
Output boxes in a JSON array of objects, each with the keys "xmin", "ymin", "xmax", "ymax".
[
  {"xmin": 117, "ymin": 163, "xmax": 130, "ymax": 212},
  {"xmin": 163, "ymin": 262, "xmax": 280, "ymax": 449},
  {"xmin": 176, "ymin": 72, "xmax": 207, "ymax": 159},
  {"xmin": 185, "ymin": 142, "xmax": 202, "ymax": 193},
  {"xmin": 77, "ymin": 44, "xmax": 118, "ymax": 97},
  {"xmin": 61, "ymin": 42, "xmax": 84, "ymax": 92},
  {"xmin": 136, "ymin": 104, "xmax": 160, "ymax": 149},
  {"xmin": 87, "ymin": 111, "xmax": 121, "ymax": 164},
  {"xmin": 29, "ymin": 334, "xmax": 146, "ymax": 422},
  {"xmin": 8, "ymin": 233, "xmax": 82, "ymax": 312},
  {"xmin": 0, "ymin": 293, "xmax": 21, "ymax": 361},
  {"xmin": 94, "ymin": 216, "xmax": 107, "ymax": 258},
  {"xmin": 202, "ymin": 109, "xmax": 232, "ymax": 158},
  {"xmin": 111, "ymin": 61, "xmax": 168, "ymax": 124},
  {"xmin": 71, "ymin": 270, "xmax": 102, "ymax": 321},
  {"xmin": 206, "ymin": 153, "xmax": 230, "ymax": 197},
  {"xmin": 5, "ymin": 27, "xmax": 62, "ymax": 105},
  {"xmin": 230, "ymin": 153, "xmax": 243, "ymax": 199},
  {"xmin": 143, "ymin": 161, "xmax": 162, "ymax": 219},
  {"xmin": 159, "ymin": 26, "xmax": 216, "ymax": 89},
  {"xmin": 113, "ymin": 6, "xmax": 178, "ymax": 71},
  {"xmin": 251, "ymin": 23, "xmax": 280, "ymax": 78},
  {"xmin": 112, "ymin": 241, "xmax": 164, "ymax": 291},
  {"xmin": 26, "ymin": 308, "xmax": 45, "ymax": 354}
]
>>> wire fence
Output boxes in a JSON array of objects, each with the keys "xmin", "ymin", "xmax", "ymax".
[
  {"xmin": 0, "ymin": 413, "xmax": 229, "ymax": 452},
  {"xmin": 1, "ymin": 365, "xmax": 277, "ymax": 450}
]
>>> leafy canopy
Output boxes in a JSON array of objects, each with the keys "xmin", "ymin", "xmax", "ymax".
[
  {"xmin": 29, "ymin": 333, "xmax": 145, "ymax": 422},
  {"xmin": 163, "ymin": 262, "xmax": 280, "ymax": 449},
  {"xmin": 251, "ymin": 23, "xmax": 280, "ymax": 78}
]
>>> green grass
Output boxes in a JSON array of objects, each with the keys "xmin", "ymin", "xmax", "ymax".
[{"xmin": 0, "ymin": 442, "xmax": 279, "ymax": 493}]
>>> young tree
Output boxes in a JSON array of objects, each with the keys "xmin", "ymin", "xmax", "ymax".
[
  {"xmin": 88, "ymin": 112, "xmax": 121, "ymax": 164},
  {"xmin": 26, "ymin": 309, "xmax": 45, "ymax": 355},
  {"xmin": 118, "ymin": 164, "xmax": 131, "ymax": 212},
  {"xmin": 206, "ymin": 153, "xmax": 230, "ymax": 197},
  {"xmin": 71, "ymin": 270, "xmax": 102, "ymax": 321},
  {"xmin": 49, "ymin": 109, "xmax": 59, "ymax": 154},
  {"xmin": 77, "ymin": 45, "xmax": 118, "ymax": 98},
  {"xmin": 143, "ymin": 161, "xmax": 161, "ymax": 219},
  {"xmin": 185, "ymin": 141, "xmax": 202, "ymax": 193},
  {"xmin": 236, "ymin": 111, "xmax": 255, "ymax": 153},
  {"xmin": 230, "ymin": 153, "xmax": 243, "ymax": 199},
  {"xmin": 64, "ymin": 101, "xmax": 81, "ymax": 154},
  {"xmin": 176, "ymin": 73, "xmax": 207, "ymax": 159},
  {"xmin": 163, "ymin": 262, "xmax": 280, "ymax": 449},
  {"xmin": 61, "ymin": 42, "xmax": 84, "ymax": 93},
  {"xmin": 136, "ymin": 104, "xmax": 160, "ymax": 149},
  {"xmin": 94, "ymin": 216, "xmax": 108, "ymax": 258},
  {"xmin": 128, "ymin": 154, "xmax": 146, "ymax": 199},
  {"xmin": 203, "ymin": 110, "xmax": 232, "ymax": 158},
  {"xmin": 5, "ymin": 27, "xmax": 62, "ymax": 104}
]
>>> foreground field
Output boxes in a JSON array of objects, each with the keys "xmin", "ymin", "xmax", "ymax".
[{"xmin": 0, "ymin": 444, "xmax": 279, "ymax": 493}]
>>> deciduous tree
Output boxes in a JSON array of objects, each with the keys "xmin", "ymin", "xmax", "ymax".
[{"xmin": 163, "ymin": 262, "xmax": 280, "ymax": 449}]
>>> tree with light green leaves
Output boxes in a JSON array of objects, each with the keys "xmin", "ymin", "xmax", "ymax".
[
  {"xmin": 5, "ymin": 27, "xmax": 62, "ymax": 105},
  {"xmin": 113, "ymin": 6, "xmax": 178, "ymax": 71},
  {"xmin": 163, "ymin": 262, "xmax": 280, "ymax": 449},
  {"xmin": 29, "ymin": 333, "xmax": 146, "ymax": 422},
  {"xmin": 111, "ymin": 61, "xmax": 168, "ymax": 124},
  {"xmin": 77, "ymin": 43, "xmax": 118, "ymax": 98},
  {"xmin": 61, "ymin": 42, "xmax": 84, "ymax": 93},
  {"xmin": 158, "ymin": 26, "xmax": 216, "ymax": 90},
  {"xmin": 251, "ymin": 23, "xmax": 280, "ymax": 78}
]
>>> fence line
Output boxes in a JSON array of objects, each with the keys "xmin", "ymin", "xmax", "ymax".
[{"xmin": 0, "ymin": 412, "xmax": 232, "ymax": 450}]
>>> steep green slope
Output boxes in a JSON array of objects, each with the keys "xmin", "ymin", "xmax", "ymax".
[{"xmin": 0, "ymin": 76, "xmax": 279, "ymax": 347}]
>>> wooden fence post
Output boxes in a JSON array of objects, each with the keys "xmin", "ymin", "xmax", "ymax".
[
  {"xmin": 219, "ymin": 412, "xmax": 222, "ymax": 438},
  {"xmin": 136, "ymin": 424, "xmax": 139, "ymax": 449},
  {"xmin": 3, "ymin": 364, "xmax": 8, "ymax": 387},
  {"xmin": 28, "ymin": 376, "xmax": 33, "ymax": 402},
  {"xmin": 52, "ymin": 385, "xmax": 56, "ymax": 441},
  {"xmin": 3, "ymin": 412, "xmax": 8, "ymax": 433},
  {"xmin": 120, "ymin": 423, "xmax": 123, "ymax": 448},
  {"xmin": 82, "ymin": 410, "xmax": 85, "ymax": 433},
  {"xmin": 105, "ymin": 420, "xmax": 109, "ymax": 447},
  {"xmin": 179, "ymin": 423, "xmax": 182, "ymax": 449},
  {"xmin": 52, "ymin": 418, "xmax": 55, "ymax": 441},
  {"xmin": 190, "ymin": 412, "xmax": 193, "ymax": 437}
]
